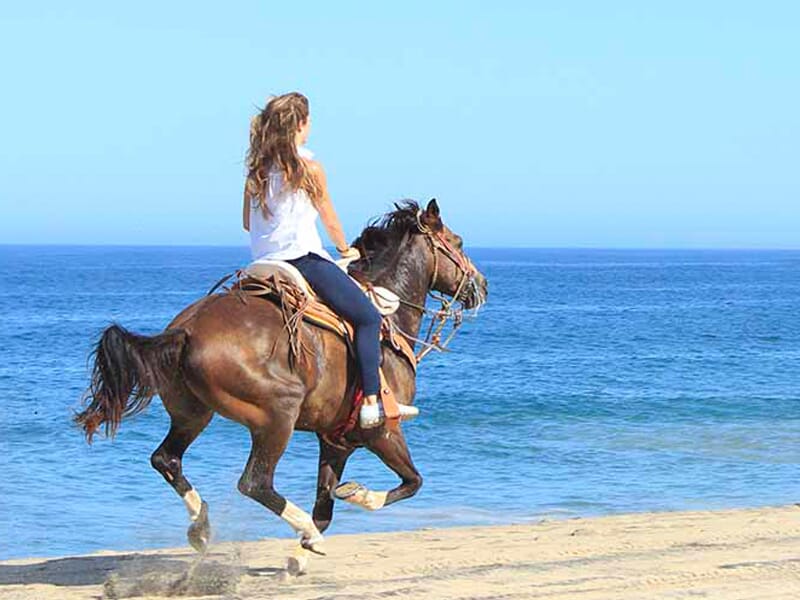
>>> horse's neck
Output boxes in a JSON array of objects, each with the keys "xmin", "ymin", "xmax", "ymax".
[{"xmin": 370, "ymin": 238, "xmax": 430, "ymax": 338}]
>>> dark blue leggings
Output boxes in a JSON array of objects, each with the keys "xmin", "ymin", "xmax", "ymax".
[{"xmin": 286, "ymin": 252, "xmax": 382, "ymax": 396}]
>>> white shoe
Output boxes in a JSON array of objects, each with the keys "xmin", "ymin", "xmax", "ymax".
[
  {"xmin": 359, "ymin": 403, "xmax": 382, "ymax": 429},
  {"xmin": 396, "ymin": 404, "xmax": 420, "ymax": 421},
  {"xmin": 379, "ymin": 403, "xmax": 420, "ymax": 421},
  {"xmin": 359, "ymin": 402, "xmax": 420, "ymax": 428}
]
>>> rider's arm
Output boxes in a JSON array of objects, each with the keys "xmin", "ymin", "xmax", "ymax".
[
  {"xmin": 307, "ymin": 160, "xmax": 350, "ymax": 253},
  {"xmin": 242, "ymin": 185, "xmax": 250, "ymax": 232}
]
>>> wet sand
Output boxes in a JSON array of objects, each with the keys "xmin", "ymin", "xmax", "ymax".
[{"xmin": 1, "ymin": 505, "xmax": 798, "ymax": 599}]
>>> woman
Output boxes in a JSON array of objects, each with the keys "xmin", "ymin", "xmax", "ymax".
[{"xmin": 242, "ymin": 92, "xmax": 417, "ymax": 428}]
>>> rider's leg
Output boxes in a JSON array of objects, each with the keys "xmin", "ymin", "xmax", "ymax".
[{"xmin": 286, "ymin": 253, "xmax": 383, "ymax": 425}]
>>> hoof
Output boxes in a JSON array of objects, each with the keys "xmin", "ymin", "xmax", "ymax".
[
  {"xmin": 333, "ymin": 481, "xmax": 387, "ymax": 511},
  {"xmin": 286, "ymin": 544, "xmax": 311, "ymax": 576},
  {"xmin": 187, "ymin": 501, "xmax": 210, "ymax": 553},
  {"xmin": 286, "ymin": 556, "xmax": 308, "ymax": 576},
  {"xmin": 300, "ymin": 534, "xmax": 326, "ymax": 556},
  {"xmin": 285, "ymin": 557, "xmax": 303, "ymax": 577},
  {"xmin": 333, "ymin": 481, "xmax": 364, "ymax": 500}
]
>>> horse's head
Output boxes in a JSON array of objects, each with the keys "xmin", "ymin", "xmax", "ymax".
[
  {"xmin": 352, "ymin": 199, "xmax": 487, "ymax": 311},
  {"xmin": 416, "ymin": 199, "xmax": 487, "ymax": 309}
]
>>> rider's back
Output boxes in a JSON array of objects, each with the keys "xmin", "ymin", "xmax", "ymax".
[{"xmin": 249, "ymin": 147, "xmax": 333, "ymax": 262}]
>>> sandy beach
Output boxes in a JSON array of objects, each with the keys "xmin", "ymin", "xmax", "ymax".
[{"xmin": 1, "ymin": 504, "xmax": 798, "ymax": 599}]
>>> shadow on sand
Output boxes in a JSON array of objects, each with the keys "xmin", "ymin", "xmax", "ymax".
[{"xmin": 0, "ymin": 552, "xmax": 284, "ymax": 596}]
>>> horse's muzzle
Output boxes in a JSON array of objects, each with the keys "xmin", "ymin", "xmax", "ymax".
[{"xmin": 461, "ymin": 273, "xmax": 488, "ymax": 309}]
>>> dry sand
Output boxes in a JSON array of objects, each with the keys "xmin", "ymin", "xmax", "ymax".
[{"xmin": 1, "ymin": 505, "xmax": 798, "ymax": 599}]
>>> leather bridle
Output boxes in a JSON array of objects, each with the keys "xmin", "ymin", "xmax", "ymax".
[{"xmin": 389, "ymin": 210, "xmax": 484, "ymax": 362}]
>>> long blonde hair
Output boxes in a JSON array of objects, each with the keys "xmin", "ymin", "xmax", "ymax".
[{"xmin": 245, "ymin": 92, "xmax": 321, "ymax": 213}]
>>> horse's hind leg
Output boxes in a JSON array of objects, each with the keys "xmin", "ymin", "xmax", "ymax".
[
  {"xmin": 334, "ymin": 428, "xmax": 422, "ymax": 511},
  {"xmin": 281, "ymin": 436, "xmax": 353, "ymax": 576},
  {"xmin": 238, "ymin": 422, "xmax": 326, "ymax": 555},
  {"xmin": 150, "ymin": 391, "xmax": 213, "ymax": 552}
]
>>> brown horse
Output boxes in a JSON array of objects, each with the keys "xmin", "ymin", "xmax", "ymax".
[{"xmin": 75, "ymin": 199, "xmax": 487, "ymax": 568}]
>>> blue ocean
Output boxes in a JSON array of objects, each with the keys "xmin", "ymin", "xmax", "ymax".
[{"xmin": 1, "ymin": 246, "xmax": 798, "ymax": 561}]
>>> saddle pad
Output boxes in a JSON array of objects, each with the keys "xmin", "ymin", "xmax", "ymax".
[
  {"xmin": 246, "ymin": 259, "xmax": 399, "ymax": 316},
  {"xmin": 246, "ymin": 260, "xmax": 312, "ymax": 295},
  {"xmin": 365, "ymin": 286, "xmax": 400, "ymax": 316}
]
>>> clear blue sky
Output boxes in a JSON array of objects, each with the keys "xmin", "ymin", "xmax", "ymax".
[{"xmin": 1, "ymin": 2, "xmax": 798, "ymax": 248}]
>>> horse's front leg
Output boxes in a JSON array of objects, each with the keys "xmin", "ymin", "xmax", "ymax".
[
  {"xmin": 313, "ymin": 435, "xmax": 355, "ymax": 532},
  {"xmin": 334, "ymin": 427, "xmax": 422, "ymax": 511}
]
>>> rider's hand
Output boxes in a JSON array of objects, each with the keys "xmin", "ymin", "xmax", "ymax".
[{"xmin": 338, "ymin": 246, "xmax": 361, "ymax": 261}]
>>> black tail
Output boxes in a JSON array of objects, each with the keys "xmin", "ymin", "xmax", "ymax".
[{"xmin": 75, "ymin": 324, "xmax": 188, "ymax": 442}]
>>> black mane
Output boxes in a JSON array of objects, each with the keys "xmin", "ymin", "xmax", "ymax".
[{"xmin": 351, "ymin": 200, "xmax": 421, "ymax": 276}]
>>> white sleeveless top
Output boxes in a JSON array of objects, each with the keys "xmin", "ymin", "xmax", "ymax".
[{"xmin": 248, "ymin": 147, "xmax": 334, "ymax": 263}]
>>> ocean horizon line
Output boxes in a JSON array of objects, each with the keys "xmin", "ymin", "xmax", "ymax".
[{"xmin": 2, "ymin": 243, "xmax": 799, "ymax": 252}]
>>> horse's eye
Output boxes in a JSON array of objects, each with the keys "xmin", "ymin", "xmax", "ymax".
[{"xmin": 455, "ymin": 236, "xmax": 463, "ymax": 249}]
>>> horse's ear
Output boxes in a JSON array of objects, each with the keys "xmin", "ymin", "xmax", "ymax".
[
  {"xmin": 425, "ymin": 198, "xmax": 440, "ymax": 219},
  {"xmin": 421, "ymin": 198, "xmax": 442, "ymax": 231}
]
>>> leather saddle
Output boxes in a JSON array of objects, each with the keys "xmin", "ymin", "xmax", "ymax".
[
  {"xmin": 245, "ymin": 259, "xmax": 400, "ymax": 316},
  {"xmin": 239, "ymin": 259, "xmax": 416, "ymax": 374}
]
